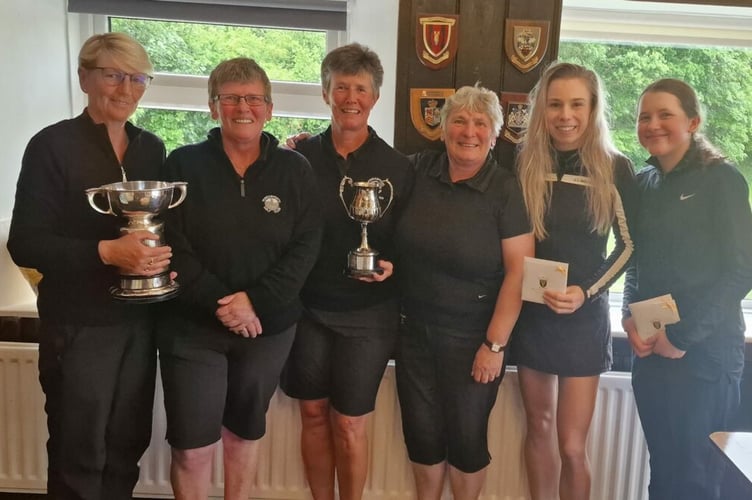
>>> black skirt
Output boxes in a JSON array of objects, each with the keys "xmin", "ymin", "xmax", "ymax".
[{"xmin": 511, "ymin": 293, "xmax": 612, "ymax": 377}]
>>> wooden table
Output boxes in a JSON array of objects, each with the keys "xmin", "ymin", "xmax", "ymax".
[{"xmin": 709, "ymin": 431, "xmax": 752, "ymax": 499}]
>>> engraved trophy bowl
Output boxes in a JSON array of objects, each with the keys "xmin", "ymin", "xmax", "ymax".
[
  {"xmin": 339, "ymin": 176, "xmax": 394, "ymax": 277},
  {"xmin": 86, "ymin": 180, "xmax": 188, "ymax": 302}
]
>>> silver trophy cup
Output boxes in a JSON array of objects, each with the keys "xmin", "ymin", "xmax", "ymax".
[
  {"xmin": 86, "ymin": 180, "xmax": 188, "ymax": 302},
  {"xmin": 339, "ymin": 176, "xmax": 394, "ymax": 277}
]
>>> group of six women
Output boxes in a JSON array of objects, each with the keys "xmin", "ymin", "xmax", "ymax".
[{"xmin": 8, "ymin": 31, "xmax": 752, "ymax": 500}]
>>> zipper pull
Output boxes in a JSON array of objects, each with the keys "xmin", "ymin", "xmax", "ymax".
[
  {"xmin": 120, "ymin": 165, "xmax": 127, "ymax": 182},
  {"xmin": 240, "ymin": 178, "xmax": 245, "ymax": 198}
]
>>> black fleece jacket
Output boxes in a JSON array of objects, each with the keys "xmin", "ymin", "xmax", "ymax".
[
  {"xmin": 161, "ymin": 129, "xmax": 322, "ymax": 335},
  {"xmin": 623, "ymin": 141, "xmax": 752, "ymax": 355},
  {"xmin": 8, "ymin": 110, "xmax": 166, "ymax": 325}
]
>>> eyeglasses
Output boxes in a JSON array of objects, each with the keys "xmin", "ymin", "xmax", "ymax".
[
  {"xmin": 214, "ymin": 94, "xmax": 268, "ymax": 107},
  {"xmin": 93, "ymin": 67, "xmax": 153, "ymax": 89}
]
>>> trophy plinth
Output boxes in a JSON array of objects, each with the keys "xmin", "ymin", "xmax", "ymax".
[
  {"xmin": 339, "ymin": 176, "xmax": 393, "ymax": 277},
  {"xmin": 86, "ymin": 180, "xmax": 188, "ymax": 303}
]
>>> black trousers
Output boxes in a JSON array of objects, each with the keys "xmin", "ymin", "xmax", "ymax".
[
  {"xmin": 632, "ymin": 353, "xmax": 741, "ymax": 500},
  {"xmin": 38, "ymin": 319, "xmax": 156, "ymax": 500}
]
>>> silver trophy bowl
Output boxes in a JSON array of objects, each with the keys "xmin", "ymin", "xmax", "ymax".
[{"xmin": 86, "ymin": 180, "xmax": 188, "ymax": 302}]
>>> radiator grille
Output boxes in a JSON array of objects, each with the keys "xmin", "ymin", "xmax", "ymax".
[{"xmin": 0, "ymin": 342, "xmax": 648, "ymax": 499}]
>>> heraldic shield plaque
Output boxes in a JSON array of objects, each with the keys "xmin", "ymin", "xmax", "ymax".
[
  {"xmin": 415, "ymin": 14, "xmax": 459, "ymax": 70},
  {"xmin": 504, "ymin": 19, "xmax": 550, "ymax": 73},
  {"xmin": 501, "ymin": 92, "xmax": 531, "ymax": 144},
  {"xmin": 410, "ymin": 88, "xmax": 455, "ymax": 141}
]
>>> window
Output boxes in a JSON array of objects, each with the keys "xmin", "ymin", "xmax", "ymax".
[
  {"xmin": 110, "ymin": 17, "xmax": 339, "ymax": 152},
  {"xmin": 557, "ymin": 41, "xmax": 752, "ymax": 178},
  {"xmin": 560, "ymin": 0, "xmax": 752, "ymax": 301}
]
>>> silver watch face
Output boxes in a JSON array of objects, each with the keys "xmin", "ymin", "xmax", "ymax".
[{"xmin": 485, "ymin": 339, "xmax": 503, "ymax": 352}]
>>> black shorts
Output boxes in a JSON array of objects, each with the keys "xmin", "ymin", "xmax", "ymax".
[
  {"xmin": 395, "ymin": 317, "xmax": 504, "ymax": 473},
  {"xmin": 157, "ymin": 318, "xmax": 295, "ymax": 449},
  {"xmin": 280, "ymin": 302, "xmax": 398, "ymax": 416}
]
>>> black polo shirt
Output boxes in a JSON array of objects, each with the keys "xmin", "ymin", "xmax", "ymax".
[
  {"xmin": 395, "ymin": 150, "xmax": 530, "ymax": 332},
  {"xmin": 297, "ymin": 126, "xmax": 414, "ymax": 311}
]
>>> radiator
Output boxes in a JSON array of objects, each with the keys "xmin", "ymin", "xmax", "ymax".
[{"xmin": 0, "ymin": 341, "xmax": 649, "ymax": 499}]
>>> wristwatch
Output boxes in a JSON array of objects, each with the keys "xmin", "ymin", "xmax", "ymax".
[{"xmin": 483, "ymin": 338, "xmax": 508, "ymax": 353}]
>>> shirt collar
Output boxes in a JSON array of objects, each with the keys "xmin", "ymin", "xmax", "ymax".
[
  {"xmin": 426, "ymin": 152, "xmax": 499, "ymax": 192},
  {"xmin": 207, "ymin": 127, "xmax": 276, "ymax": 162},
  {"xmin": 322, "ymin": 125, "xmax": 378, "ymax": 160}
]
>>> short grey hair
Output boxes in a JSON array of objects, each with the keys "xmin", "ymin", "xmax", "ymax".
[
  {"xmin": 440, "ymin": 84, "xmax": 504, "ymax": 137},
  {"xmin": 321, "ymin": 43, "xmax": 384, "ymax": 96}
]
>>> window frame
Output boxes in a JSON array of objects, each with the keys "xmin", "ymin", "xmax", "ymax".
[
  {"xmin": 67, "ymin": 13, "xmax": 344, "ymax": 121},
  {"xmin": 560, "ymin": 0, "xmax": 752, "ymax": 322},
  {"xmin": 561, "ymin": 0, "xmax": 752, "ymax": 48}
]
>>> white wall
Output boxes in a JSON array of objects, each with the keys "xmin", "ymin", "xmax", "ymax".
[
  {"xmin": 347, "ymin": 0, "xmax": 400, "ymax": 144},
  {"xmin": 0, "ymin": 0, "xmax": 74, "ymax": 219},
  {"xmin": 0, "ymin": 0, "xmax": 75, "ymax": 311}
]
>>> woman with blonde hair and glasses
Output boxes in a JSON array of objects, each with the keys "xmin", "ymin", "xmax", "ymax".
[
  {"xmin": 512, "ymin": 62, "xmax": 637, "ymax": 500},
  {"xmin": 8, "ymin": 32, "xmax": 168, "ymax": 499}
]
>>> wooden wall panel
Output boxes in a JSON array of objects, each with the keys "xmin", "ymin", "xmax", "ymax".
[
  {"xmin": 495, "ymin": 0, "xmax": 562, "ymax": 168},
  {"xmin": 394, "ymin": 0, "xmax": 457, "ymax": 154},
  {"xmin": 394, "ymin": 0, "xmax": 562, "ymax": 169},
  {"xmin": 454, "ymin": 0, "xmax": 507, "ymax": 90}
]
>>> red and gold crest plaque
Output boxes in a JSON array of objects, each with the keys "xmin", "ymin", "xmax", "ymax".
[
  {"xmin": 416, "ymin": 15, "xmax": 459, "ymax": 70},
  {"xmin": 500, "ymin": 92, "xmax": 530, "ymax": 144},
  {"xmin": 410, "ymin": 88, "xmax": 455, "ymax": 141},
  {"xmin": 504, "ymin": 19, "xmax": 549, "ymax": 73}
]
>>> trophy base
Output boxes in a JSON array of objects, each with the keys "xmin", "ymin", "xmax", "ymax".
[
  {"xmin": 110, "ymin": 273, "xmax": 180, "ymax": 303},
  {"xmin": 345, "ymin": 267, "xmax": 385, "ymax": 278},
  {"xmin": 346, "ymin": 249, "xmax": 383, "ymax": 279}
]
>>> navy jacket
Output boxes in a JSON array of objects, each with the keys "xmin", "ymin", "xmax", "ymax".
[{"xmin": 623, "ymin": 140, "xmax": 752, "ymax": 375}]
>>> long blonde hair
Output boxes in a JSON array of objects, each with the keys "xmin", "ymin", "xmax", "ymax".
[{"xmin": 518, "ymin": 62, "xmax": 618, "ymax": 240}]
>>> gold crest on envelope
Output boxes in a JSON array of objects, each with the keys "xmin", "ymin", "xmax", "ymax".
[
  {"xmin": 505, "ymin": 19, "xmax": 549, "ymax": 73},
  {"xmin": 410, "ymin": 88, "xmax": 455, "ymax": 141},
  {"xmin": 416, "ymin": 14, "xmax": 459, "ymax": 70}
]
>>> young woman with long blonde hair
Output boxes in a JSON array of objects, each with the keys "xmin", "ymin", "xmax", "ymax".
[{"xmin": 512, "ymin": 62, "xmax": 637, "ymax": 500}]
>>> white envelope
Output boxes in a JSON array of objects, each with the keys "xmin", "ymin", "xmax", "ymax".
[
  {"xmin": 522, "ymin": 256, "xmax": 568, "ymax": 304},
  {"xmin": 628, "ymin": 294, "xmax": 680, "ymax": 340}
]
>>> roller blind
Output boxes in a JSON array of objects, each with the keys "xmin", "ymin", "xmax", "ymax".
[{"xmin": 68, "ymin": 0, "xmax": 347, "ymax": 31}]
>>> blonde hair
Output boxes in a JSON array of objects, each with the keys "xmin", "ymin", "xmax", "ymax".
[
  {"xmin": 78, "ymin": 32, "xmax": 153, "ymax": 75},
  {"xmin": 518, "ymin": 62, "xmax": 617, "ymax": 240}
]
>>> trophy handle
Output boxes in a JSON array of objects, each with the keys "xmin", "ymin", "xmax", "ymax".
[
  {"xmin": 168, "ymin": 181, "xmax": 188, "ymax": 209},
  {"xmin": 85, "ymin": 187, "xmax": 114, "ymax": 215},
  {"xmin": 369, "ymin": 177, "xmax": 394, "ymax": 216},
  {"xmin": 339, "ymin": 176, "xmax": 354, "ymax": 217}
]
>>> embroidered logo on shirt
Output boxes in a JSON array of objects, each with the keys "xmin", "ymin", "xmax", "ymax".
[
  {"xmin": 679, "ymin": 193, "xmax": 696, "ymax": 201},
  {"xmin": 262, "ymin": 195, "xmax": 282, "ymax": 213}
]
